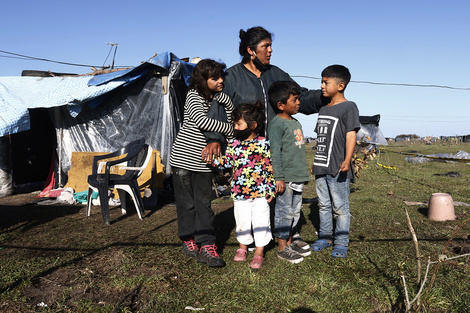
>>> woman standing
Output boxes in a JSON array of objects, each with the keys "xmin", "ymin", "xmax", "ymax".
[
  {"xmin": 204, "ymin": 26, "xmax": 327, "ymax": 154},
  {"xmin": 203, "ymin": 26, "xmax": 328, "ymax": 252}
]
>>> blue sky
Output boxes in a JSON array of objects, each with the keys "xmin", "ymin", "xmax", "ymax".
[{"xmin": 1, "ymin": 0, "xmax": 469, "ymax": 138}]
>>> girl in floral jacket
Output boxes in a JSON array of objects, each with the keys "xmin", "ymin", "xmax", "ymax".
[{"xmin": 212, "ymin": 101, "xmax": 275, "ymax": 269}]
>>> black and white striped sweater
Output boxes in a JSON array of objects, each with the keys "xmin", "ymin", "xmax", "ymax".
[{"xmin": 170, "ymin": 89, "xmax": 233, "ymax": 172}]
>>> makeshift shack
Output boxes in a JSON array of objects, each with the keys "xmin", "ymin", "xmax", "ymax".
[{"xmin": 0, "ymin": 52, "xmax": 194, "ymax": 198}]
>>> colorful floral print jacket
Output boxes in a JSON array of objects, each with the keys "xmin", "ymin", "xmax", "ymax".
[{"xmin": 212, "ymin": 136, "xmax": 276, "ymax": 200}]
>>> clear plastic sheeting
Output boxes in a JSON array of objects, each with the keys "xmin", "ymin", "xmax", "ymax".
[
  {"xmin": 405, "ymin": 151, "xmax": 470, "ymax": 164},
  {"xmin": 454, "ymin": 150, "xmax": 470, "ymax": 160},
  {"xmin": 357, "ymin": 123, "xmax": 388, "ymax": 145},
  {"xmin": 53, "ymin": 63, "xmax": 186, "ymax": 182},
  {"xmin": 405, "ymin": 156, "xmax": 428, "ymax": 164},
  {"xmin": 0, "ymin": 136, "xmax": 13, "ymax": 198},
  {"xmin": 356, "ymin": 115, "xmax": 387, "ymax": 146}
]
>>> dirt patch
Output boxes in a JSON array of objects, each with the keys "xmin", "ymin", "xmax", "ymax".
[
  {"xmin": 0, "ymin": 191, "xmax": 42, "ymax": 206},
  {"xmin": 0, "ymin": 191, "xmax": 233, "ymax": 312},
  {"xmin": 24, "ymin": 268, "xmax": 79, "ymax": 306}
]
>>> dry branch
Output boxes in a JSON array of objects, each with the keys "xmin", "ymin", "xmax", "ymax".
[{"xmin": 404, "ymin": 207, "xmax": 421, "ymax": 284}]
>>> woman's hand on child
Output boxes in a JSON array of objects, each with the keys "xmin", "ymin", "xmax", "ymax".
[
  {"xmin": 202, "ymin": 142, "xmax": 221, "ymax": 162},
  {"xmin": 266, "ymin": 194, "xmax": 274, "ymax": 203}
]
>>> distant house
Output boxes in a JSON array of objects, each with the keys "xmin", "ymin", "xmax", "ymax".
[{"xmin": 395, "ymin": 134, "xmax": 419, "ymax": 142}]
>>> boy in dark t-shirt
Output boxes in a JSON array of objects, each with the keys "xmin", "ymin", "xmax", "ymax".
[{"xmin": 310, "ymin": 65, "xmax": 360, "ymax": 258}]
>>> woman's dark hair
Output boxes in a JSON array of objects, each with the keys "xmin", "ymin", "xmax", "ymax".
[
  {"xmin": 232, "ymin": 101, "xmax": 265, "ymax": 135},
  {"xmin": 239, "ymin": 26, "xmax": 273, "ymax": 64},
  {"xmin": 189, "ymin": 59, "xmax": 226, "ymax": 99}
]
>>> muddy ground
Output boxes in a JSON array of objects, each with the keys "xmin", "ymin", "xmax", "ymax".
[{"xmin": 0, "ymin": 190, "xmax": 235, "ymax": 312}]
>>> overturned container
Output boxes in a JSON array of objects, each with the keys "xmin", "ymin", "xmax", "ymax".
[{"xmin": 428, "ymin": 193, "xmax": 456, "ymax": 221}]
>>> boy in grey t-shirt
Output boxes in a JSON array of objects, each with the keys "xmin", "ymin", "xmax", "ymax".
[{"xmin": 311, "ymin": 65, "xmax": 360, "ymax": 258}]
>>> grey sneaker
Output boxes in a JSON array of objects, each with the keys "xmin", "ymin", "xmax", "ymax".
[
  {"xmin": 197, "ymin": 244, "xmax": 226, "ymax": 267},
  {"xmin": 277, "ymin": 246, "xmax": 304, "ymax": 264},
  {"xmin": 290, "ymin": 242, "xmax": 311, "ymax": 257},
  {"xmin": 292, "ymin": 234, "xmax": 310, "ymax": 250},
  {"xmin": 182, "ymin": 239, "xmax": 199, "ymax": 259}
]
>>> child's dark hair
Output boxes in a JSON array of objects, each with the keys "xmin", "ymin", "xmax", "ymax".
[
  {"xmin": 239, "ymin": 26, "xmax": 273, "ymax": 64},
  {"xmin": 189, "ymin": 59, "xmax": 226, "ymax": 100},
  {"xmin": 268, "ymin": 80, "xmax": 301, "ymax": 113},
  {"xmin": 321, "ymin": 65, "xmax": 351, "ymax": 88},
  {"xmin": 232, "ymin": 101, "xmax": 265, "ymax": 135}
]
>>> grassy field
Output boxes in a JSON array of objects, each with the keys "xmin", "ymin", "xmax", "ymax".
[{"xmin": 1, "ymin": 141, "xmax": 470, "ymax": 312}]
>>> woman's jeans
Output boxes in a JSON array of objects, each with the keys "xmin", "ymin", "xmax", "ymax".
[
  {"xmin": 172, "ymin": 167, "xmax": 215, "ymax": 246},
  {"xmin": 315, "ymin": 173, "xmax": 351, "ymax": 247}
]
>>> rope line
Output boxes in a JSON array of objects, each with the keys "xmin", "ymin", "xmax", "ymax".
[
  {"xmin": 0, "ymin": 49, "xmax": 101, "ymax": 68},
  {"xmin": 292, "ymin": 75, "xmax": 470, "ymax": 91},
  {"xmin": 377, "ymin": 162, "xmax": 397, "ymax": 170}
]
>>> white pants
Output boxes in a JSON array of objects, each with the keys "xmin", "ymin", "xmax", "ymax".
[{"xmin": 233, "ymin": 197, "xmax": 272, "ymax": 247}]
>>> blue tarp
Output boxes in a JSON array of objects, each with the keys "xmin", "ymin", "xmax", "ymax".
[
  {"xmin": 0, "ymin": 52, "xmax": 194, "ymax": 137},
  {"xmin": 0, "ymin": 76, "xmax": 126, "ymax": 136}
]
